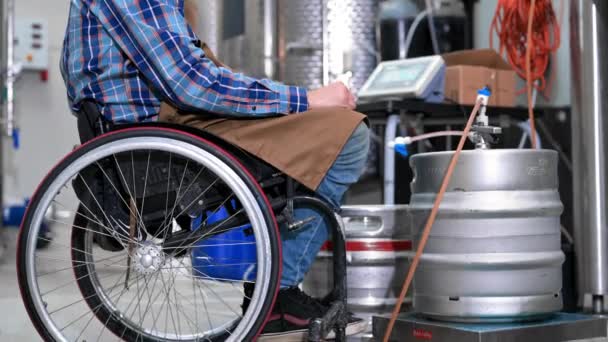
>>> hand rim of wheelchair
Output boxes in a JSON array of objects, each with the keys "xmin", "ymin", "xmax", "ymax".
[{"xmin": 17, "ymin": 127, "xmax": 282, "ymax": 341}]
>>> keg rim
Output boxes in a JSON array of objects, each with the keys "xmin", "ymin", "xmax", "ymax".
[{"xmin": 410, "ymin": 148, "xmax": 558, "ymax": 161}]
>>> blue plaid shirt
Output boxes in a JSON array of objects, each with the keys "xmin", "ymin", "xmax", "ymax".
[{"xmin": 61, "ymin": 0, "xmax": 308, "ymax": 123}]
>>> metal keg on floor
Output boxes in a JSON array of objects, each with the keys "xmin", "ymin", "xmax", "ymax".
[
  {"xmin": 302, "ymin": 205, "xmax": 412, "ymax": 336},
  {"xmin": 409, "ymin": 149, "xmax": 565, "ymax": 322}
]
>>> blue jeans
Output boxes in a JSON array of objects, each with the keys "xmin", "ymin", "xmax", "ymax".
[{"xmin": 279, "ymin": 122, "xmax": 370, "ymax": 288}]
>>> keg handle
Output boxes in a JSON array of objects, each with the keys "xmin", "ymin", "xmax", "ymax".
[{"xmin": 470, "ymin": 125, "xmax": 502, "ymax": 149}]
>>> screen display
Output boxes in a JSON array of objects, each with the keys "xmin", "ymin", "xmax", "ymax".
[{"xmin": 368, "ymin": 62, "xmax": 428, "ymax": 90}]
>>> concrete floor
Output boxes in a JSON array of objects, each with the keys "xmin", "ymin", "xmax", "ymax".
[
  {"xmin": 0, "ymin": 229, "xmax": 36, "ymax": 340},
  {"xmin": 0, "ymin": 226, "xmax": 245, "ymax": 341}
]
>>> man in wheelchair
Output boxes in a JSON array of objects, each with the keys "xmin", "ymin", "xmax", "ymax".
[{"xmin": 60, "ymin": 0, "xmax": 369, "ymax": 340}]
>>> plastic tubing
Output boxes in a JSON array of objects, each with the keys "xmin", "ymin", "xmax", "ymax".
[
  {"xmin": 408, "ymin": 130, "xmax": 464, "ymax": 144},
  {"xmin": 403, "ymin": 9, "xmax": 430, "ymax": 59}
]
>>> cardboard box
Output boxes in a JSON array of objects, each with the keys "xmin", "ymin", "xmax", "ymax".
[{"xmin": 442, "ymin": 49, "xmax": 516, "ymax": 107}]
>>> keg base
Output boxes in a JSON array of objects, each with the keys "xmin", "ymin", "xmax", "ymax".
[
  {"xmin": 373, "ymin": 312, "xmax": 608, "ymax": 342},
  {"xmin": 414, "ymin": 293, "xmax": 562, "ymax": 323},
  {"xmin": 421, "ymin": 312, "xmax": 553, "ymax": 324}
]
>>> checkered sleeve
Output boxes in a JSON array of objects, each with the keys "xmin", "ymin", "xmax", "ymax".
[{"xmin": 85, "ymin": 0, "xmax": 308, "ymax": 116}]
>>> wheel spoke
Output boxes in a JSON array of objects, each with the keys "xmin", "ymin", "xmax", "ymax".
[
  {"xmin": 21, "ymin": 135, "xmax": 276, "ymax": 341},
  {"xmin": 41, "ymin": 256, "xmax": 127, "ymax": 296},
  {"xmin": 95, "ymin": 159, "xmax": 147, "ymax": 236}
]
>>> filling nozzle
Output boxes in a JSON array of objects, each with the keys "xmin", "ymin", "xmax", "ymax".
[
  {"xmin": 471, "ymin": 87, "xmax": 501, "ymax": 149},
  {"xmin": 476, "ymin": 87, "xmax": 491, "ymax": 126}
]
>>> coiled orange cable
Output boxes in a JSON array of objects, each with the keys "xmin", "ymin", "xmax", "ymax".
[
  {"xmin": 490, "ymin": 0, "xmax": 560, "ymax": 92},
  {"xmin": 490, "ymin": 0, "xmax": 561, "ymax": 149}
]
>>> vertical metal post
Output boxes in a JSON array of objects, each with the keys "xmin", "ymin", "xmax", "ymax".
[
  {"xmin": 263, "ymin": 0, "xmax": 277, "ymax": 79},
  {"xmin": 571, "ymin": 0, "xmax": 608, "ymax": 313},
  {"xmin": 384, "ymin": 114, "xmax": 400, "ymax": 205},
  {"xmin": 0, "ymin": 0, "xmax": 10, "ymax": 256},
  {"xmin": 4, "ymin": 0, "xmax": 12, "ymax": 137},
  {"xmin": 321, "ymin": 0, "xmax": 329, "ymax": 86}
]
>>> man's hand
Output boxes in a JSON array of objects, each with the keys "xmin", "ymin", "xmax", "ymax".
[{"xmin": 308, "ymin": 82, "xmax": 356, "ymax": 110}]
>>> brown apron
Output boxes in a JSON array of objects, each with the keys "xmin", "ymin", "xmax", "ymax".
[{"xmin": 158, "ymin": 44, "xmax": 366, "ymax": 191}]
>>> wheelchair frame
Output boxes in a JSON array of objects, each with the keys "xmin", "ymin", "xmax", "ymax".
[{"xmin": 77, "ymin": 105, "xmax": 351, "ymax": 341}]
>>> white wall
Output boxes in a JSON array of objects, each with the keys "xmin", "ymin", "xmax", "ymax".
[{"xmin": 3, "ymin": 1, "xmax": 77, "ymax": 202}]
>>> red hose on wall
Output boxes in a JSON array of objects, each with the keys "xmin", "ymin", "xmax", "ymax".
[
  {"xmin": 490, "ymin": 0, "xmax": 561, "ymax": 149},
  {"xmin": 490, "ymin": 0, "xmax": 561, "ymax": 92}
]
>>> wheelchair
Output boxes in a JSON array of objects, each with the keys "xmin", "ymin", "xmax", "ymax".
[{"xmin": 16, "ymin": 103, "xmax": 349, "ymax": 341}]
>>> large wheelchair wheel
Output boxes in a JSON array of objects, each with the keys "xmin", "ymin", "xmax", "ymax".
[{"xmin": 17, "ymin": 127, "xmax": 282, "ymax": 341}]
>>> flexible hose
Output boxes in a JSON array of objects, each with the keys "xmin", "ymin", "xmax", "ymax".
[
  {"xmin": 424, "ymin": 0, "xmax": 440, "ymax": 55},
  {"xmin": 403, "ymin": 9, "xmax": 430, "ymax": 59},
  {"xmin": 408, "ymin": 131, "xmax": 464, "ymax": 144},
  {"xmin": 382, "ymin": 100, "xmax": 482, "ymax": 342},
  {"xmin": 525, "ymin": 0, "xmax": 538, "ymax": 148},
  {"xmin": 516, "ymin": 120, "xmax": 542, "ymax": 149}
]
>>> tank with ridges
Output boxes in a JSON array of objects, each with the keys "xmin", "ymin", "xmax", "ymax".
[{"xmin": 409, "ymin": 149, "xmax": 564, "ymax": 322}]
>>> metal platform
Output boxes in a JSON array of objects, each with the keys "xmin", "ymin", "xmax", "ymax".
[{"xmin": 373, "ymin": 312, "xmax": 608, "ymax": 342}]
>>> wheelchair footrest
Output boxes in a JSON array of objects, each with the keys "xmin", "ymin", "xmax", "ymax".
[{"xmin": 308, "ymin": 301, "xmax": 347, "ymax": 342}]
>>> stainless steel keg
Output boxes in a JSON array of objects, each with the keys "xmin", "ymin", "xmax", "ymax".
[
  {"xmin": 303, "ymin": 205, "xmax": 412, "ymax": 334},
  {"xmin": 409, "ymin": 149, "xmax": 564, "ymax": 322}
]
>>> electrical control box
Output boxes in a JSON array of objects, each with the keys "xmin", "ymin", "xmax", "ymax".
[{"xmin": 14, "ymin": 18, "xmax": 49, "ymax": 71}]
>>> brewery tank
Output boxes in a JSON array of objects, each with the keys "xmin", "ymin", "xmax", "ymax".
[{"xmin": 277, "ymin": 0, "xmax": 379, "ymax": 93}]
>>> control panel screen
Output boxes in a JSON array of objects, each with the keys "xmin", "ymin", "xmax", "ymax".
[{"xmin": 368, "ymin": 62, "xmax": 428, "ymax": 90}]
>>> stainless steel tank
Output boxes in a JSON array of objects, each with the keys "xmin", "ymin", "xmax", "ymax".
[
  {"xmin": 192, "ymin": 0, "xmax": 221, "ymax": 53},
  {"xmin": 217, "ymin": 0, "xmax": 273, "ymax": 79},
  {"xmin": 570, "ymin": 0, "xmax": 608, "ymax": 313},
  {"xmin": 302, "ymin": 205, "xmax": 412, "ymax": 335},
  {"xmin": 202, "ymin": 0, "xmax": 379, "ymax": 89},
  {"xmin": 277, "ymin": 0, "xmax": 379, "ymax": 93},
  {"xmin": 409, "ymin": 149, "xmax": 564, "ymax": 322}
]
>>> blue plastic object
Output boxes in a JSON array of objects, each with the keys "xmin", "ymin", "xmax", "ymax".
[
  {"xmin": 191, "ymin": 203, "xmax": 257, "ymax": 282},
  {"xmin": 477, "ymin": 86, "xmax": 492, "ymax": 97},
  {"xmin": 4, "ymin": 199, "xmax": 28, "ymax": 227},
  {"xmin": 12, "ymin": 128, "xmax": 19, "ymax": 150},
  {"xmin": 395, "ymin": 144, "xmax": 409, "ymax": 158}
]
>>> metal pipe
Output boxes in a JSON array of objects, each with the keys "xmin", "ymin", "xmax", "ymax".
[
  {"xmin": 1, "ymin": 0, "xmax": 6, "ymax": 110},
  {"xmin": 321, "ymin": 0, "xmax": 329, "ymax": 86},
  {"xmin": 4, "ymin": 0, "xmax": 13, "ymax": 137},
  {"xmin": 0, "ymin": 0, "xmax": 8, "ymax": 251},
  {"xmin": 571, "ymin": 0, "xmax": 608, "ymax": 311},
  {"xmin": 263, "ymin": 0, "xmax": 277, "ymax": 79},
  {"xmin": 384, "ymin": 114, "xmax": 400, "ymax": 205}
]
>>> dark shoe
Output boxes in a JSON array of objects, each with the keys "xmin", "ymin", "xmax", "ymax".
[{"xmin": 256, "ymin": 287, "xmax": 368, "ymax": 341}]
